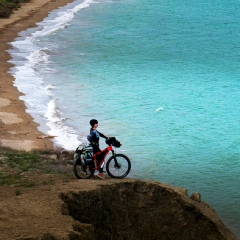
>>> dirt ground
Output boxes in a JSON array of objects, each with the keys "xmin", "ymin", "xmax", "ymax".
[
  {"xmin": 0, "ymin": 171, "xmax": 237, "ymax": 240},
  {"xmin": 0, "ymin": 172, "xmax": 118, "ymax": 240}
]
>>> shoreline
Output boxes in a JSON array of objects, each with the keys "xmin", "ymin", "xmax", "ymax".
[{"xmin": 0, "ymin": 0, "xmax": 75, "ymax": 151}]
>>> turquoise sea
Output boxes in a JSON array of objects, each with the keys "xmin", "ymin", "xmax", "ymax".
[{"xmin": 8, "ymin": 0, "xmax": 240, "ymax": 237}]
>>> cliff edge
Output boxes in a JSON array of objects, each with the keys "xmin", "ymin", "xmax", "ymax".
[{"xmin": 0, "ymin": 178, "xmax": 236, "ymax": 240}]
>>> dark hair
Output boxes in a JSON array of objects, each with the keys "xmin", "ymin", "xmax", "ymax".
[{"xmin": 90, "ymin": 119, "xmax": 98, "ymax": 127}]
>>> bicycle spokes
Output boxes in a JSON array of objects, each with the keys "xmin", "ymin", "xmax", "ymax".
[{"xmin": 106, "ymin": 154, "xmax": 131, "ymax": 179}]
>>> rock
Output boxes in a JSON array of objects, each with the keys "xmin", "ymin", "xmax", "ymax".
[{"xmin": 190, "ymin": 192, "xmax": 201, "ymax": 202}]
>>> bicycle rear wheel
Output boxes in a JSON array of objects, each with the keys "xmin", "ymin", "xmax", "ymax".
[
  {"xmin": 73, "ymin": 158, "xmax": 94, "ymax": 179},
  {"xmin": 106, "ymin": 154, "xmax": 131, "ymax": 178}
]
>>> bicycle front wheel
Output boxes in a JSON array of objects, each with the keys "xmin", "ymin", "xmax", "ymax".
[
  {"xmin": 73, "ymin": 158, "xmax": 94, "ymax": 179},
  {"xmin": 106, "ymin": 154, "xmax": 131, "ymax": 179}
]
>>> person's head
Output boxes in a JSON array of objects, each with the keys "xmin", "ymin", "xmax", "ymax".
[{"xmin": 90, "ymin": 119, "xmax": 98, "ymax": 129}]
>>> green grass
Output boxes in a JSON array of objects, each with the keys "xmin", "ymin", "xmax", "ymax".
[
  {"xmin": 0, "ymin": 146, "xmax": 74, "ymax": 186},
  {"xmin": 0, "ymin": 0, "xmax": 31, "ymax": 18}
]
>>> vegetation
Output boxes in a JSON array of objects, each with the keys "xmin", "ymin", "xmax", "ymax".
[
  {"xmin": 0, "ymin": 146, "xmax": 74, "ymax": 187},
  {"xmin": 0, "ymin": 0, "xmax": 30, "ymax": 18}
]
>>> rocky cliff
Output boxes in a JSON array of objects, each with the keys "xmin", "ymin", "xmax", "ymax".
[
  {"xmin": 0, "ymin": 178, "xmax": 237, "ymax": 240},
  {"xmin": 58, "ymin": 179, "xmax": 236, "ymax": 240}
]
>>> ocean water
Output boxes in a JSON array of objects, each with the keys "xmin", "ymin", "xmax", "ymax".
[{"xmin": 8, "ymin": 0, "xmax": 240, "ymax": 237}]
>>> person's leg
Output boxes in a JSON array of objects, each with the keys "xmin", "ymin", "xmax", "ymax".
[
  {"xmin": 93, "ymin": 145, "xmax": 101, "ymax": 167},
  {"xmin": 93, "ymin": 146, "xmax": 105, "ymax": 179}
]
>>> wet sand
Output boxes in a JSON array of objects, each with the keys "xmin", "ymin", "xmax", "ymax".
[{"xmin": 0, "ymin": 0, "xmax": 75, "ymax": 151}]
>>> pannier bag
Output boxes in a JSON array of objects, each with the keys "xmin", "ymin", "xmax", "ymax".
[
  {"xmin": 81, "ymin": 145, "xmax": 94, "ymax": 165},
  {"xmin": 74, "ymin": 143, "xmax": 85, "ymax": 163},
  {"xmin": 74, "ymin": 143, "xmax": 93, "ymax": 165}
]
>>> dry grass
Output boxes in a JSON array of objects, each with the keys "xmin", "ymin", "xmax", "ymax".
[{"xmin": 0, "ymin": 146, "xmax": 75, "ymax": 186}]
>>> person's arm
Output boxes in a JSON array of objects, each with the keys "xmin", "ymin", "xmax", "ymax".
[{"xmin": 98, "ymin": 131, "xmax": 108, "ymax": 139}]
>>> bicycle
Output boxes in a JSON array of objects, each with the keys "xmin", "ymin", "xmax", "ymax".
[{"xmin": 73, "ymin": 137, "xmax": 131, "ymax": 179}]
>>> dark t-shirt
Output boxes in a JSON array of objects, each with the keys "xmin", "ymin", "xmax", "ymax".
[{"xmin": 87, "ymin": 129, "xmax": 107, "ymax": 144}]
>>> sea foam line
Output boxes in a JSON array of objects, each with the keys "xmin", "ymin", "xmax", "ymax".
[
  {"xmin": 45, "ymin": 99, "xmax": 80, "ymax": 150},
  {"xmin": 8, "ymin": 0, "xmax": 98, "ymax": 150},
  {"xmin": 33, "ymin": 0, "xmax": 97, "ymax": 37}
]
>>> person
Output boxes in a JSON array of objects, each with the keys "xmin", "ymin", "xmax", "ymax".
[{"xmin": 87, "ymin": 119, "xmax": 108, "ymax": 179}]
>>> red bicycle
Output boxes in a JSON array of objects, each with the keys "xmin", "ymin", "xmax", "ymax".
[{"xmin": 73, "ymin": 137, "xmax": 131, "ymax": 179}]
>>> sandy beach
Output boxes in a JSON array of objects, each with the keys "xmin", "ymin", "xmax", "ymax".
[{"xmin": 0, "ymin": 0, "xmax": 75, "ymax": 151}]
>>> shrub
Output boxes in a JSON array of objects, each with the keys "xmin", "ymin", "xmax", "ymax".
[{"xmin": 0, "ymin": 0, "xmax": 30, "ymax": 18}]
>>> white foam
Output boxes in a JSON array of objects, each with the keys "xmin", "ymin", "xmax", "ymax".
[
  {"xmin": 45, "ymin": 99, "xmax": 81, "ymax": 150},
  {"xmin": 27, "ymin": 49, "xmax": 50, "ymax": 68},
  {"xmin": 8, "ymin": 0, "xmax": 97, "ymax": 150},
  {"xmin": 33, "ymin": 0, "xmax": 96, "ymax": 37},
  {"xmin": 45, "ymin": 99, "xmax": 60, "ymax": 123},
  {"xmin": 45, "ymin": 84, "xmax": 55, "ymax": 90}
]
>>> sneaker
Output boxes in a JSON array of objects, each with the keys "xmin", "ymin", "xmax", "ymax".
[{"xmin": 96, "ymin": 172, "xmax": 105, "ymax": 179}]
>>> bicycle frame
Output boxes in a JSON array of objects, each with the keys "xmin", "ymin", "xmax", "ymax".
[{"xmin": 93, "ymin": 145, "xmax": 116, "ymax": 170}]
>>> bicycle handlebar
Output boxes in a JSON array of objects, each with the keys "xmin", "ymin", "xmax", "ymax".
[{"xmin": 105, "ymin": 137, "xmax": 122, "ymax": 148}]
